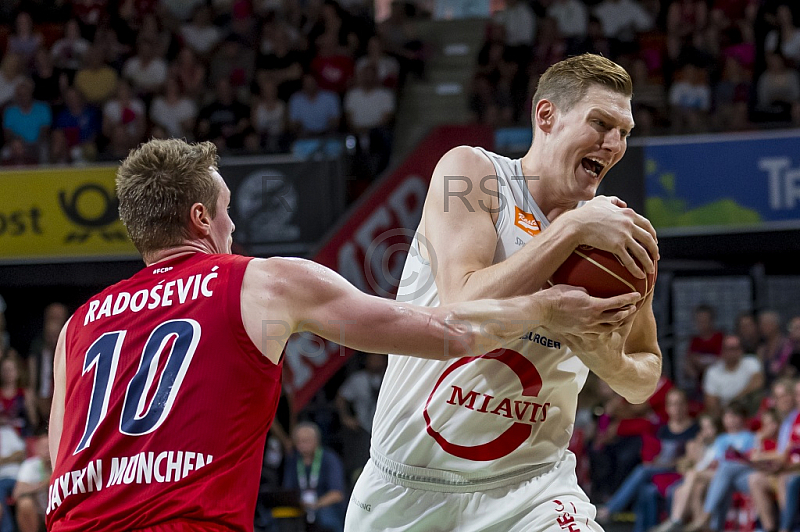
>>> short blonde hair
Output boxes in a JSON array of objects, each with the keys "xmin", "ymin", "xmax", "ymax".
[
  {"xmin": 532, "ymin": 54, "xmax": 633, "ymax": 116},
  {"xmin": 116, "ymin": 139, "xmax": 220, "ymax": 256}
]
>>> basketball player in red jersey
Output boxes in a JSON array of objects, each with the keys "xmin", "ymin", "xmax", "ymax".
[{"xmin": 45, "ymin": 139, "xmax": 641, "ymax": 532}]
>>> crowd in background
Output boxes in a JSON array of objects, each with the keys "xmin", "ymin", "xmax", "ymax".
[
  {"xmin": 0, "ymin": 0, "xmax": 406, "ymax": 186},
  {"xmin": 472, "ymin": 0, "xmax": 800, "ymax": 136}
]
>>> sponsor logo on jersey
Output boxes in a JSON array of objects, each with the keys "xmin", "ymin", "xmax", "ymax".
[
  {"xmin": 519, "ymin": 331, "xmax": 562, "ymax": 349},
  {"xmin": 423, "ymin": 349, "xmax": 548, "ymax": 461},
  {"xmin": 514, "ymin": 206, "xmax": 541, "ymax": 236}
]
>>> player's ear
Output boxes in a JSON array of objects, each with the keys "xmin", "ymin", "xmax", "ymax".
[
  {"xmin": 535, "ymin": 99, "xmax": 555, "ymax": 134},
  {"xmin": 189, "ymin": 202, "xmax": 211, "ymax": 236}
]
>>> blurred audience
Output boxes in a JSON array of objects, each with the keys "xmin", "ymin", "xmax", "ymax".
[
  {"xmin": 702, "ymin": 334, "xmax": 763, "ymax": 417},
  {"xmin": 684, "ymin": 304, "xmax": 724, "ymax": 395},
  {"xmin": 27, "ymin": 302, "xmax": 68, "ymax": 431},
  {"xmin": 13, "ymin": 430, "xmax": 51, "ymax": 532}
]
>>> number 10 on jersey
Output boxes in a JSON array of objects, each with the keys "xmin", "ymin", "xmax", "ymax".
[{"xmin": 75, "ymin": 319, "xmax": 200, "ymax": 455}]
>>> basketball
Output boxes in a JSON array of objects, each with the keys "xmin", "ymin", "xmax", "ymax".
[{"xmin": 550, "ymin": 246, "xmax": 657, "ymax": 307}]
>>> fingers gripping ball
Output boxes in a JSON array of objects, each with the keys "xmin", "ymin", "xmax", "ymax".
[{"xmin": 550, "ymin": 246, "xmax": 657, "ymax": 308}]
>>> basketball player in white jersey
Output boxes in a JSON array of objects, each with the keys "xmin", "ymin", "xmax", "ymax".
[{"xmin": 344, "ymin": 54, "xmax": 661, "ymax": 531}]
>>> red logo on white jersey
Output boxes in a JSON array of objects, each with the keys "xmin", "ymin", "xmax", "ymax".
[{"xmin": 423, "ymin": 349, "xmax": 544, "ymax": 461}]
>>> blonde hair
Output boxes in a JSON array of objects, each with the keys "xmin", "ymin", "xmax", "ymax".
[
  {"xmin": 532, "ymin": 54, "xmax": 633, "ymax": 117},
  {"xmin": 116, "ymin": 139, "xmax": 220, "ymax": 256}
]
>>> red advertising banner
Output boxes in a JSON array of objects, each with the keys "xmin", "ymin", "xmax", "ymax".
[{"xmin": 285, "ymin": 125, "xmax": 494, "ymax": 411}]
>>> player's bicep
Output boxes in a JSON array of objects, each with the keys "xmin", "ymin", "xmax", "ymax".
[{"xmin": 423, "ymin": 147, "xmax": 498, "ymax": 303}]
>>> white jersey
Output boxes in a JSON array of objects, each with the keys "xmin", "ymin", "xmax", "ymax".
[{"xmin": 370, "ymin": 148, "xmax": 589, "ymax": 488}]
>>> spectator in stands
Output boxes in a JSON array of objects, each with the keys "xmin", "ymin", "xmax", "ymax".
[
  {"xmin": 336, "ymin": 353, "xmax": 387, "ymax": 483},
  {"xmin": 344, "ymin": 63, "xmax": 395, "ymax": 175},
  {"xmin": 92, "ymin": 23, "xmax": 130, "ymax": 72},
  {"xmin": 2, "ymin": 79, "xmax": 52, "ymax": 164},
  {"xmin": 714, "ymin": 56, "xmax": 752, "ymax": 132},
  {"xmin": 596, "ymin": 389, "xmax": 699, "ymax": 532},
  {"xmin": 248, "ymin": 76, "xmax": 287, "ymax": 153},
  {"xmin": 196, "ymin": 78, "xmax": 252, "ymax": 152},
  {"xmin": 703, "ymin": 334, "xmax": 764, "ymax": 417},
  {"xmin": 493, "ymin": 0, "xmax": 535, "ymax": 65},
  {"xmin": 256, "ymin": 25, "xmax": 304, "ymax": 102},
  {"xmin": 284, "ymin": 422, "xmax": 346, "ymax": 532},
  {"xmin": 53, "ymin": 86, "xmax": 101, "ymax": 163},
  {"xmin": 150, "ymin": 77, "xmax": 197, "ymax": 140},
  {"xmin": 758, "ymin": 310, "xmax": 795, "ymax": 384},
  {"xmin": 787, "ymin": 315, "xmax": 800, "ymax": 374},
  {"xmin": 138, "ymin": 12, "xmax": 172, "ymax": 60},
  {"xmin": 548, "ymin": 0, "xmax": 588, "ymax": 43},
  {"xmin": 569, "ymin": 16, "xmax": 612, "ymax": 58},
  {"xmin": 180, "ymin": 5, "xmax": 223, "ymax": 58},
  {"xmin": 311, "ymin": 32, "xmax": 356, "ymax": 96},
  {"xmin": 676, "ymin": 402, "xmax": 756, "ymax": 532},
  {"xmin": 669, "ymin": 64, "xmax": 712, "ymax": 133},
  {"xmin": 28, "ymin": 302, "xmax": 68, "ymax": 431},
  {"xmin": 469, "ymin": 74, "xmax": 512, "ymax": 127},
  {"xmin": 0, "ymin": 418, "xmax": 26, "ymax": 532},
  {"xmin": 0, "ymin": 53, "xmax": 25, "ymax": 109},
  {"xmin": 667, "ymin": 0, "xmax": 708, "ymax": 60},
  {"xmin": 378, "ymin": 0, "xmax": 425, "ymax": 82},
  {"xmin": 356, "ymin": 36, "xmax": 400, "ymax": 90},
  {"xmin": 684, "ymin": 304, "xmax": 725, "ymax": 393},
  {"xmin": 629, "ymin": 58, "xmax": 666, "ymax": 136},
  {"xmin": 51, "ymin": 19, "xmax": 91, "ymax": 78},
  {"xmin": 74, "ymin": 45, "xmax": 119, "ymax": 106},
  {"xmin": 32, "ymin": 48, "xmax": 67, "ymax": 106},
  {"xmin": 531, "ymin": 17, "xmax": 567, "ymax": 80},
  {"xmin": 593, "ymin": 0, "xmax": 653, "ymax": 57},
  {"xmin": 588, "ymin": 381, "xmax": 654, "ymax": 502},
  {"xmin": 169, "ymin": 47, "xmax": 207, "ymax": 102},
  {"xmin": 747, "ymin": 395, "xmax": 797, "ymax": 532},
  {"xmin": 209, "ymin": 35, "xmax": 256, "ymax": 93},
  {"xmin": 289, "ymin": 73, "xmax": 341, "ymax": 137},
  {"xmin": 765, "ymin": 5, "xmax": 800, "ymax": 67},
  {"xmin": 71, "ymin": 0, "xmax": 109, "ymax": 39},
  {"xmin": 13, "ymin": 430, "xmax": 50, "ymax": 532},
  {"xmin": 102, "ymin": 79, "xmax": 146, "ymax": 158},
  {"xmin": 0, "ymin": 355, "xmax": 29, "ymax": 437},
  {"xmin": 8, "ymin": 12, "xmax": 43, "ymax": 67},
  {"xmin": 160, "ymin": 0, "xmax": 205, "ymax": 24},
  {"xmin": 0, "ymin": 297, "xmax": 8, "ymax": 356},
  {"xmin": 736, "ymin": 312, "xmax": 761, "ymax": 355},
  {"xmin": 756, "ymin": 54, "xmax": 800, "ymax": 122},
  {"xmin": 123, "ymin": 38, "xmax": 169, "ymax": 98}
]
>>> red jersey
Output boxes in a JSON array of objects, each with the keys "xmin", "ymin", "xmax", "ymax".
[{"xmin": 46, "ymin": 253, "xmax": 282, "ymax": 532}]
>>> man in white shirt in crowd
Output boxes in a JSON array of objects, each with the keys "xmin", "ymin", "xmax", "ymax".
[
  {"xmin": 703, "ymin": 334, "xmax": 764, "ymax": 417},
  {"xmin": 549, "ymin": 0, "xmax": 589, "ymax": 40},
  {"xmin": 344, "ymin": 64, "xmax": 395, "ymax": 174}
]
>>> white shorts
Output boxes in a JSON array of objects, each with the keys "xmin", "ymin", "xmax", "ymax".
[{"xmin": 344, "ymin": 452, "xmax": 603, "ymax": 532}]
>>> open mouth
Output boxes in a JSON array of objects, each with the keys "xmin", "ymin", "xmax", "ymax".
[{"xmin": 580, "ymin": 157, "xmax": 606, "ymax": 178}]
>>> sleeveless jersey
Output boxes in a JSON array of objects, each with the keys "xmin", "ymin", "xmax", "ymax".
[
  {"xmin": 370, "ymin": 148, "xmax": 589, "ymax": 486},
  {"xmin": 46, "ymin": 253, "xmax": 282, "ymax": 532}
]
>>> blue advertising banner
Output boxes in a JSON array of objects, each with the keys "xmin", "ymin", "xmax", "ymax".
[{"xmin": 643, "ymin": 130, "xmax": 800, "ymax": 234}]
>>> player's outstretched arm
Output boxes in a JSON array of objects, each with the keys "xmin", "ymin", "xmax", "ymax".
[
  {"xmin": 241, "ymin": 257, "xmax": 643, "ymax": 365},
  {"xmin": 49, "ymin": 317, "xmax": 70, "ymax": 466},
  {"xmin": 561, "ymin": 291, "xmax": 662, "ymax": 404}
]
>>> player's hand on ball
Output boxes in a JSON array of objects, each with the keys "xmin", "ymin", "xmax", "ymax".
[
  {"xmin": 539, "ymin": 284, "xmax": 639, "ymax": 337},
  {"xmin": 560, "ymin": 195, "xmax": 658, "ymax": 279}
]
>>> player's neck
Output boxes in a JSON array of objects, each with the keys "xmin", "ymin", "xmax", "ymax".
[{"xmin": 144, "ymin": 243, "xmax": 214, "ymax": 266}]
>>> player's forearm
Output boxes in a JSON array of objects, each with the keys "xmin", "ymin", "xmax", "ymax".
[
  {"xmin": 444, "ymin": 222, "xmax": 578, "ymax": 304},
  {"xmin": 440, "ymin": 295, "xmax": 549, "ymax": 357},
  {"xmin": 586, "ymin": 350, "xmax": 661, "ymax": 404}
]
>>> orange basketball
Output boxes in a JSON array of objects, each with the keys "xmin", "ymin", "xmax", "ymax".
[{"xmin": 550, "ymin": 246, "xmax": 657, "ymax": 307}]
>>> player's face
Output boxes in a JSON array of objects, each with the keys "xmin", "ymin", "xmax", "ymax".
[
  {"xmin": 209, "ymin": 170, "xmax": 235, "ymax": 254},
  {"xmin": 549, "ymin": 86, "xmax": 633, "ymax": 201}
]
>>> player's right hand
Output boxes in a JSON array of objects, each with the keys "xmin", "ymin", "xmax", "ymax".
[
  {"xmin": 561, "ymin": 195, "xmax": 659, "ymax": 279},
  {"xmin": 538, "ymin": 284, "xmax": 639, "ymax": 336}
]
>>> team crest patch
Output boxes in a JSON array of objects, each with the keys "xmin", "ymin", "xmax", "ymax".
[{"xmin": 514, "ymin": 207, "xmax": 541, "ymax": 236}]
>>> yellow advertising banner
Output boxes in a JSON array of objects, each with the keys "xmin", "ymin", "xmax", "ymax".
[{"xmin": 0, "ymin": 166, "xmax": 138, "ymax": 263}]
